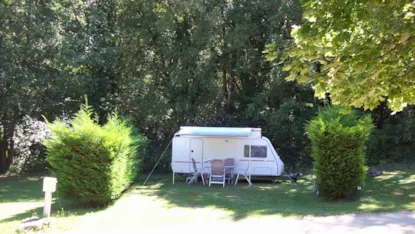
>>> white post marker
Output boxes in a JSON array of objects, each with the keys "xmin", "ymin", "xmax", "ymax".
[{"xmin": 42, "ymin": 177, "xmax": 57, "ymax": 218}]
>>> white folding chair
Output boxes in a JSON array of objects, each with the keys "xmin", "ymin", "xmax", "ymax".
[
  {"xmin": 187, "ymin": 158, "xmax": 205, "ymax": 185},
  {"xmin": 209, "ymin": 159, "xmax": 226, "ymax": 187}
]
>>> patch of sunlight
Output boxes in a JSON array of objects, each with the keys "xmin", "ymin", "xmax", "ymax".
[
  {"xmin": 398, "ymin": 175, "xmax": 415, "ymax": 185},
  {"xmin": 135, "ymin": 182, "xmax": 164, "ymax": 190},
  {"xmin": 257, "ymin": 186, "xmax": 274, "ymax": 191},
  {"xmin": 286, "ymin": 189, "xmax": 297, "ymax": 193},
  {"xmin": 26, "ymin": 176, "xmax": 42, "ymax": 181},
  {"xmin": 358, "ymin": 203, "xmax": 382, "ymax": 211},
  {"xmin": 299, "ymin": 180, "xmax": 313, "ymax": 186},
  {"xmin": 404, "ymin": 202, "xmax": 415, "ymax": 210},
  {"xmin": 0, "ymin": 201, "xmax": 43, "ymax": 220},
  {"xmin": 244, "ymin": 209, "xmax": 285, "ymax": 219},
  {"xmin": 51, "ymin": 212, "xmax": 85, "ymax": 232},
  {"xmin": 302, "ymin": 174, "xmax": 315, "ymax": 179},
  {"xmin": 375, "ymin": 171, "xmax": 406, "ymax": 181},
  {"xmin": 359, "ymin": 197, "xmax": 379, "ymax": 203},
  {"xmin": 130, "ymin": 189, "xmax": 160, "ymax": 196},
  {"xmin": 400, "ymin": 185, "xmax": 415, "ymax": 190},
  {"xmin": 76, "ymin": 192, "xmax": 234, "ymax": 229},
  {"xmin": 0, "ymin": 221, "xmax": 21, "ymax": 234}
]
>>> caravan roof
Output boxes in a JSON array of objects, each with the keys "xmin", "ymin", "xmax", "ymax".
[{"xmin": 176, "ymin": 126, "xmax": 262, "ymax": 138}]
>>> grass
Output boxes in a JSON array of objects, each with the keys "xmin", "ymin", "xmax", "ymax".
[{"xmin": 0, "ymin": 167, "xmax": 414, "ymax": 233}]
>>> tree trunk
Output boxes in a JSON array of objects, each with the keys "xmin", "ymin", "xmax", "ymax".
[
  {"xmin": 230, "ymin": 51, "xmax": 238, "ymax": 94},
  {"xmin": 222, "ymin": 38, "xmax": 228, "ymax": 102},
  {"xmin": 6, "ymin": 134, "xmax": 15, "ymax": 169},
  {"xmin": 0, "ymin": 139, "xmax": 6, "ymax": 174},
  {"xmin": 0, "ymin": 120, "xmax": 16, "ymax": 173},
  {"xmin": 222, "ymin": 68, "xmax": 228, "ymax": 101},
  {"xmin": 221, "ymin": 3, "xmax": 229, "ymax": 105}
]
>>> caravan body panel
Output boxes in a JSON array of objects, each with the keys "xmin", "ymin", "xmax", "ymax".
[{"xmin": 171, "ymin": 127, "xmax": 284, "ymax": 176}]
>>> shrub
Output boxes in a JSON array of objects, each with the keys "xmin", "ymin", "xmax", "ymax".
[
  {"xmin": 9, "ymin": 116, "xmax": 49, "ymax": 174},
  {"xmin": 307, "ymin": 106, "xmax": 373, "ymax": 200},
  {"xmin": 43, "ymin": 103, "xmax": 145, "ymax": 206}
]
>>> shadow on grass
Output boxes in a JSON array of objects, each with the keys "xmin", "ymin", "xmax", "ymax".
[
  {"xmin": 0, "ymin": 174, "xmax": 44, "ymax": 203},
  {"xmin": 0, "ymin": 174, "xmax": 106, "ymax": 224},
  {"xmin": 135, "ymin": 170, "xmax": 415, "ymax": 221},
  {"xmin": 0, "ymin": 201, "xmax": 104, "ymax": 223}
]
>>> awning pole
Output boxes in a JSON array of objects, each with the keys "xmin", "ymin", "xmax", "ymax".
[
  {"xmin": 143, "ymin": 139, "xmax": 173, "ymax": 185},
  {"xmin": 249, "ymin": 143, "xmax": 251, "ymax": 182},
  {"xmin": 172, "ymin": 171, "xmax": 175, "ymax": 185}
]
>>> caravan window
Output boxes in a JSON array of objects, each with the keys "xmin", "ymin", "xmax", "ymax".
[{"xmin": 244, "ymin": 145, "xmax": 267, "ymax": 158}]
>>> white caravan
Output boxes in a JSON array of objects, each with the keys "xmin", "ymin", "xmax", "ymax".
[{"xmin": 171, "ymin": 126, "xmax": 284, "ymax": 181}]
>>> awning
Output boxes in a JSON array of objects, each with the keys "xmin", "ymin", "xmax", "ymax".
[{"xmin": 176, "ymin": 126, "xmax": 257, "ymax": 137}]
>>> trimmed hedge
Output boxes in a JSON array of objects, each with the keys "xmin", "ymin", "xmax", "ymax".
[
  {"xmin": 307, "ymin": 106, "xmax": 373, "ymax": 200},
  {"xmin": 43, "ymin": 103, "xmax": 145, "ymax": 206}
]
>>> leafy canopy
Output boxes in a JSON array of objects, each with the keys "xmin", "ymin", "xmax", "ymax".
[{"xmin": 271, "ymin": 0, "xmax": 415, "ymax": 112}]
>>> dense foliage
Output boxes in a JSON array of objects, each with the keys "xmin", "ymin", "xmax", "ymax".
[
  {"xmin": 0, "ymin": 0, "xmax": 116, "ymax": 173},
  {"xmin": 270, "ymin": 0, "xmax": 415, "ymax": 112},
  {"xmin": 44, "ymin": 103, "xmax": 145, "ymax": 206},
  {"xmin": 116, "ymin": 0, "xmax": 314, "ymax": 170},
  {"xmin": 367, "ymin": 106, "xmax": 415, "ymax": 164},
  {"xmin": 0, "ymin": 0, "xmax": 414, "ymax": 175},
  {"xmin": 307, "ymin": 106, "xmax": 374, "ymax": 199}
]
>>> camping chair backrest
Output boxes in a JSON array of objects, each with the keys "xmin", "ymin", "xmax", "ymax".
[
  {"xmin": 224, "ymin": 158, "xmax": 234, "ymax": 167},
  {"xmin": 224, "ymin": 158, "xmax": 235, "ymax": 173},
  {"xmin": 191, "ymin": 158, "xmax": 198, "ymax": 172},
  {"xmin": 211, "ymin": 159, "xmax": 224, "ymax": 175}
]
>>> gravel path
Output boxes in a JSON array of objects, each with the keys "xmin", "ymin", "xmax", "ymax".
[{"xmin": 64, "ymin": 211, "xmax": 415, "ymax": 234}]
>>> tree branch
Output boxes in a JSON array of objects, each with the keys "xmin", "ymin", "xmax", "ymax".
[{"xmin": 70, "ymin": 0, "xmax": 83, "ymax": 29}]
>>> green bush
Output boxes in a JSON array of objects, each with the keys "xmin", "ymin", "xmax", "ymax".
[
  {"xmin": 43, "ymin": 103, "xmax": 145, "ymax": 206},
  {"xmin": 307, "ymin": 106, "xmax": 373, "ymax": 200}
]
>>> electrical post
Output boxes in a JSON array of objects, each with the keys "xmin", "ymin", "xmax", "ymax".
[{"xmin": 42, "ymin": 177, "xmax": 57, "ymax": 219}]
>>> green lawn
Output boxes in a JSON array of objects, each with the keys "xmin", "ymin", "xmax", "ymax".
[{"xmin": 0, "ymin": 168, "xmax": 414, "ymax": 233}]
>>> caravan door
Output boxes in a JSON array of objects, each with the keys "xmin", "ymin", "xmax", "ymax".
[{"xmin": 189, "ymin": 139, "xmax": 203, "ymax": 171}]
